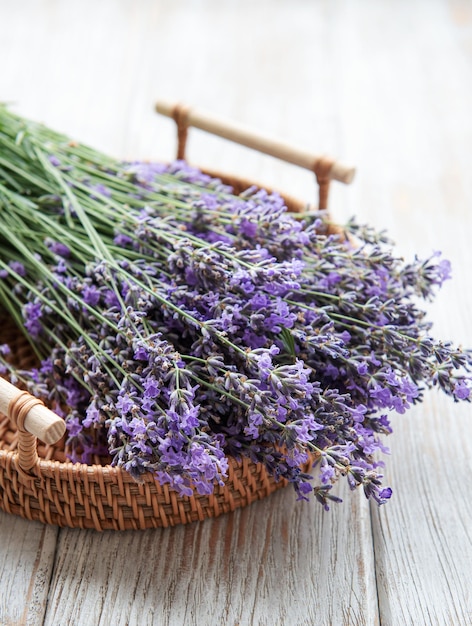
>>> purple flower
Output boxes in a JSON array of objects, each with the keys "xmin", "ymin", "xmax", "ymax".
[
  {"xmin": 104, "ymin": 289, "xmax": 120, "ymax": 308},
  {"xmin": 23, "ymin": 301, "xmax": 43, "ymax": 337},
  {"xmin": 350, "ymin": 404, "xmax": 367, "ymax": 423},
  {"xmin": 66, "ymin": 414, "xmax": 83, "ymax": 437},
  {"xmin": 46, "ymin": 239, "xmax": 71, "ymax": 257},
  {"xmin": 53, "ymin": 259, "xmax": 68, "ymax": 274},
  {"xmin": 369, "ymin": 385, "xmax": 393, "ymax": 408},
  {"xmin": 143, "ymin": 377, "xmax": 160, "ymax": 398},
  {"xmin": 437, "ymin": 259, "xmax": 452, "ymax": 283},
  {"xmin": 453, "ymin": 381, "xmax": 470, "ymax": 400},
  {"xmin": 184, "ymin": 267, "xmax": 198, "ymax": 286},
  {"xmin": 83, "ymin": 285, "xmax": 101, "ymax": 306},
  {"xmin": 378, "ymin": 487, "xmax": 393, "ymax": 502},
  {"xmin": 320, "ymin": 463, "xmax": 335, "ymax": 484},
  {"xmin": 248, "ymin": 350, "xmax": 275, "ymax": 380},
  {"xmin": 8, "ymin": 261, "xmax": 26, "ymax": 276},
  {"xmin": 399, "ymin": 378, "xmax": 419, "ymax": 403},
  {"xmin": 431, "ymin": 251, "xmax": 453, "ymax": 284},
  {"xmin": 240, "ymin": 218, "xmax": 258, "ymax": 238},
  {"xmin": 116, "ymin": 394, "xmax": 134, "ymax": 415},
  {"xmin": 357, "ymin": 362, "xmax": 369, "ymax": 376},
  {"xmin": 114, "ymin": 233, "xmax": 133, "ymax": 247},
  {"xmin": 134, "ymin": 344, "xmax": 149, "ymax": 361},
  {"xmin": 296, "ymin": 481, "xmax": 313, "ymax": 501},
  {"xmin": 83, "ymin": 401, "xmax": 101, "ymax": 427},
  {"xmin": 249, "ymin": 293, "xmax": 270, "ymax": 310}
]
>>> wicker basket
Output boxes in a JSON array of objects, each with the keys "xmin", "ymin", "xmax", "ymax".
[{"xmin": 0, "ymin": 103, "xmax": 354, "ymax": 530}]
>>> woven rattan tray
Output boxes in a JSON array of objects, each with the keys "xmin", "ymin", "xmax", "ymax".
[{"xmin": 0, "ymin": 103, "xmax": 354, "ymax": 530}]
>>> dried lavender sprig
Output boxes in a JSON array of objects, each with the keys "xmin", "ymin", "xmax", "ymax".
[{"xmin": 1, "ymin": 106, "xmax": 471, "ymax": 509}]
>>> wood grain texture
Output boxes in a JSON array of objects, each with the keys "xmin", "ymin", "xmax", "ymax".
[
  {"xmin": 336, "ymin": 3, "xmax": 472, "ymax": 624},
  {"xmin": 43, "ymin": 486, "xmax": 377, "ymax": 626},
  {"xmin": 1, "ymin": 0, "xmax": 472, "ymax": 624},
  {"xmin": 0, "ymin": 514, "xmax": 58, "ymax": 626},
  {"xmin": 372, "ymin": 399, "xmax": 472, "ymax": 626}
]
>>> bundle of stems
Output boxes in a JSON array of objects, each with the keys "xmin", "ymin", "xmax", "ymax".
[{"xmin": 0, "ymin": 106, "xmax": 470, "ymax": 508}]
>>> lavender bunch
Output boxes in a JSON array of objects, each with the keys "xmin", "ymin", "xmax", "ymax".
[{"xmin": 0, "ymin": 107, "xmax": 471, "ymax": 509}]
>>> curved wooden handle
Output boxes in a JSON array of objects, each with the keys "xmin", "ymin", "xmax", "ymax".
[
  {"xmin": 155, "ymin": 100, "xmax": 355, "ymax": 210},
  {"xmin": 0, "ymin": 376, "xmax": 66, "ymax": 445}
]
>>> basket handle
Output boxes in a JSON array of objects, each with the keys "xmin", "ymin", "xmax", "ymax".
[
  {"xmin": 155, "ymin": 99, "xmax": 355, "ymax": 210},
  {"xmin": 0, "ymin": 376, "xmax": 66, "ymax": 479}
]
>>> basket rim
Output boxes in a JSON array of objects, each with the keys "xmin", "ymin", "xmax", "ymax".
[{"xmin": 0, "ymin": 438, "xmax": 316, "ymax": 482}]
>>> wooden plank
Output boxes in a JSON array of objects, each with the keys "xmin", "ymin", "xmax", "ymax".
[
  {"xmin": 331, "ymin": 1, "xmax": 472, "ymax": 623},
  {"xmin": 0, "ymin": 512, "xmax": 58, "ymax": 626},
  {"xmin": 372, "ymin": 399, "xmax": 472, "ymax": 625},
  {"xmin": 43, "ymin": 485, "xmax": 378, "ymax": 626}
]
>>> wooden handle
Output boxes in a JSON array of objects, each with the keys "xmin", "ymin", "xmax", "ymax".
[
  {"xmin": 155, "ymin": 99, "xmax": 355, "ymax": 184},
  {"xmin": 0, "ymin": 376, "xmax": 66, "ymax": 445}
]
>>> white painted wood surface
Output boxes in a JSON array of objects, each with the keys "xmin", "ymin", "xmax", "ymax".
[{"xmin": 1, "ymin": 1, "xmax": 472, "ymax": 624}]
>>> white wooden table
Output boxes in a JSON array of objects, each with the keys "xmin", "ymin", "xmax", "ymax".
[{"xmin": 1, "ymin": 1, "xmax": 472, "ymax": 624}]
